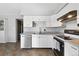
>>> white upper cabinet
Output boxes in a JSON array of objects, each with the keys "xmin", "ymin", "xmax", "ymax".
[
  {"xmin": 23, "ymin": 16, "xmax": 62, "ymax": 27},
  {"xmin": 23, "ymin": 16, "xmax": 33, "ymax": 27},
  {"xmin": 23, "ymin": 16, "xmax": 51, "ymax": 27},
  {"xmin": 51, "ymin": 21, "xmax": 62, "ymax": 27},
  {"xmin": 50, "ymin": 15, "xmax": 63, "ymax": 27}
]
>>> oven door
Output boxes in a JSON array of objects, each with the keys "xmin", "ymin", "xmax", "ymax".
[{"xmin": 54, "ymin": 37, "xmax": 64, "ymax": 56}]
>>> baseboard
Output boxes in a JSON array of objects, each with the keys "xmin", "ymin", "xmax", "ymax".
[
  {"xmin": 0, "ymin": 40, "xmax": 16, "ymax": 43},
  {"xmin": 0, "ymin": 41, "xmax": 6, "ymax": 43},
  {"xmin": 7, "ymin": 41, "xmax": 16, "ymax": 43}
]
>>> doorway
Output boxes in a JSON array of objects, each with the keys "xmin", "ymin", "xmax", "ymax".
[{"xmin": 16, "ymin": 19, "xmax": 23, "ymax": 42}]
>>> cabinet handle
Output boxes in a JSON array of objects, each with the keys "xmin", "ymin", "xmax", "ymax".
[{"xmin": 71, "ymin": 46, "xmax": 77, "ymax": 50}]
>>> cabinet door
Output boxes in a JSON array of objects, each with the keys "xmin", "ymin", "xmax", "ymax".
[
  {"xmin": 64, "ymin": 42, "xmax": 71, "ymax": 56},
  {"xmin": 46, "ymin": 21, "xmax": 52, "ymax": 27},
  {"xmin": 54, "ymin": 39, "xmax": 57, "ymax": 49},
  {"xmin": 23, "ymin": 16, "xmax": 32, "ymax": 27},
  {"xmin": 70, "ymin": 45, "xmax": 78, "ymax": 56},
  {"xmin": 65, "ymin": 42, "xmax": 79, "ymax": 56},
  {"xmin": 32, "ymin": 35, "xmax": 39, "ymax": 47},
  {"xmin": 38, "ymin": 35, "xmax": 51, "ymax": 48}
]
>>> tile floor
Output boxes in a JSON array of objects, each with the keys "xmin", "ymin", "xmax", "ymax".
[{"xmin": 0, "ymin": 41, "xmax": 55, "ymax": 56}]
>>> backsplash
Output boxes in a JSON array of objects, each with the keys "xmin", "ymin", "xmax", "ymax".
[
  {"xmin": 64, "ymin": 20, "xmax": 77, "ymax": 29},
  {"xmin": 24, "ymin": 27, "xmax": 64, "ymax": 34}
]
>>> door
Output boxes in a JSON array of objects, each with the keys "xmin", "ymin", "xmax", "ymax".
[{"xmin": 17, "ymin": 19, "xmax": 23, "ymax": 42}]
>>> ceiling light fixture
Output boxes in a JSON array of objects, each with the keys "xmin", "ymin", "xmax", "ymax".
[
  {"xmin": 67, "ymin": 15, "xmax": 73, "ymax": 18},
  {"xmin": 59, "ymin": 19, "xmax": 63, "ymax": 22}
]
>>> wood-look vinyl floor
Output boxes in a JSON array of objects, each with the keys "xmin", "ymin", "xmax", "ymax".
[{"xmin": 0, "ymin": 42, "xmax": 55, "ymax": 56}]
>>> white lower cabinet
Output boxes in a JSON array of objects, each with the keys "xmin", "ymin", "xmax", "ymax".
[
  {"xmin": 50, "ymin": 36, "xmax": 57, "ymax": 49},
  {"xmin": 65, "ymin": 42, "xmax": 79, "ymax": 56},
  {"xmin": 38, "ymin": 35, "xmax": 52, "ymax": 48},
  {"xmin": 32, "ymin": 34, "xmax": 52, "ymax": 48},
  {"xmin": 32, "ymin": 35, "xmax": 39, "ymax": 47},
  {"xmin": 52, "ymin": 38, "xmax": 57, "ymax": 49},
  {"xmin": 21, "ymin": 34, "xmax": 25, "ymax": 48}
]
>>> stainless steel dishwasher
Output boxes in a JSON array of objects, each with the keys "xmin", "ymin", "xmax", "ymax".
[{"xmin": 21, "ymin": 33, "xmax": 32, "ymax": 48}]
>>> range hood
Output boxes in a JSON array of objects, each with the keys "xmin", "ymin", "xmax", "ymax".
[{"xmin": 57, "ymin": 10, "xmax": 77, "ymax": 23}]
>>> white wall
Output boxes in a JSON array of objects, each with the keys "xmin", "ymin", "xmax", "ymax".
[
  {"xmin": 7, "ymin": 15, "xmax": 17, "ymax": 42},
  {"xmin": 0, "ymin": 15, "xmax": 17, "ymax": 43},
  {"xmin": 0, "ymin": 31, "xmax": 5, "ymax": 43},
  {"xmin": 0, "ymin": 17, "xmax": 5, "ymax": 43}
]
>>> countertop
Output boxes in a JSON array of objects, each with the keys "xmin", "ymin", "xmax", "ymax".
[
  {"xmin": 65, "ymin": 39, "xmax": 79, "ymax": 47},
  {"xmin": 55, "ymin": 35, "xmax": 79, "ymax": 47},
  {"xmin": 20, "ymin": 32, "xmax": 63, "ymax": 35}
]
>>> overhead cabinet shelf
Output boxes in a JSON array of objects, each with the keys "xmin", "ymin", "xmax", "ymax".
[{"xmin": 57, "ymin": 10, "xmax": 77, "ymax": 23}]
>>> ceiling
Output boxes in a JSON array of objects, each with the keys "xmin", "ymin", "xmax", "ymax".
[{"xmin": 0, "ymin": 3, "xmax": 67, "ymax": 16}]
